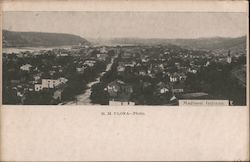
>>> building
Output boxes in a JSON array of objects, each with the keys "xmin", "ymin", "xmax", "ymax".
[
  {"xmin": 170, "ymin": 73, "xmax": 178, "ymax": 82},
  {"xmin": 53, "ymin": 89, "xmax": 63, "ymax": 101},
  {"xmin": 76, "ymin": 66, "xmax": 88, "ymax": 74},
  {"xmin": 156, "ymin": 82, "xmax": 171, "ymax": 94},
  {"xmin": 109, "ymin": 100, "xmax": 135, "ymax": 106},
  {"xmin": 106, "ymin": 79, "xmax": 134, "ymax": 105},
  {"xmin": 34, "ymin": 84, "xmax": 43, "ymax": 91},
  {"xmin": 42, "ymin": 79, "xmax": 60, "ymax": 88},
  {"xmin": 56, "ymin": 53, "xmax": 69, "ymax": 57},
  {"xmin": 121, "ymin": 52, "xmax": 132, "ymax": 59},
  {"xmin": 227, "ymin": 50, "xmax": 232, "ymax": 64},
  {"xmin": 33, "ymin": 73, "xmax": 42, "ymax": 81},
  {"xmin": 117, "ymin": 65, "xmax": 125, "ymax": 75},
  {"xmin": 100, "ymin": 46, "xmax": 107, "ymax": 53},
  {"xmin": 138, "ymin": 69, "xmax": 147, "ymax": 76},
  {"xmin": 172, "ymin": 83, "xmax": 184, "ymax": 94},
  {"xmin": 188, "ymin": 68, "xmax": 197, "ymax": 74},
  {"xmin": 96, "ymin": 53, "xmax": 108, "ymax": 61},
  {"xmin": 84, "ymin": 59, "xmax": 96, "ymax": 67},
  {"xmin": 34, "ymin": 77, "xmax": 68, "ymax": 91},
  {"xmin": 123, "ymin": 61, "xmax": 136, "ymax": 67},
  {"xmin": 20, "ymin": 64, "xmax": 32, "ymax": 71}
]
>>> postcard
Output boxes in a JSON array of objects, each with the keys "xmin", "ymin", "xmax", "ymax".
[{"xmin": 0, "ymin": 0, "xmax": 249, "ymax": 161}]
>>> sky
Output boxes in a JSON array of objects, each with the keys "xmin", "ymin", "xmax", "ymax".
[{"xmin": 3, "ymin": 11, "xmax": 248, "ymax": 39}]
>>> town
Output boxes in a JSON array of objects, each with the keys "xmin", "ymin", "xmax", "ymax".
[{"xmin": 2, "ymin": 43, "xmax": 246, "ymax": 105}]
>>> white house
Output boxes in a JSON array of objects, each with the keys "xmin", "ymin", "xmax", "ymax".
[
  {"xmin": 170, "ymin": 75, "xmax": 178, "ymax": 82},
  {"xmin": 117, "ymin": 65, "xmax": 125, "ymax": 72},
  {"xmin": 33, "ymin": 74, "xmax": 41, "ymax": 81},
  {"xmin": 227, "ymin": 56, "xmax": 232, "ymax": 64},
  {"xmin": 57, "ymin": 53, "xmax": 69, "ymax": 57},
  {"xmin": 188, "ymin": 68, "xmax": 197, "ymax": 74},
  {"xmin": 35, "ymin": 77, "xmax": 68, "ymax": 91},
  {"xmin": 20, "ymin": 64, "xmax": 32, "ymax": 71},
  {"xmin": 100, "ymin": 46, "xmax": 107, "ymax": 53},
  {"xmin": 34, "ymin": 84, "xmax": 43, "ymax": 91},
  {"xmin": 109, "ymin": 100, "xmax": 135, "ymax": 106},
  {"xmin": 84, "ymin": 60, "xmax": 96, "ymax": 67},
  {"xmin": 58, "ymin": 77, "xmax": 68, "ymax": 84},
  {"xmin": 96, "ymin": 53, "xmax": 108, "ymax": 61},
  {"xmin": 76, "ymin": 66, "xmax": 87, "ymax": 73},
  {"xmin": 53, "ymin": 89, "xmax": 63, "ymax": 101},
  {"xmin": 42, "ymin": 79, "xmax": 60, "ymax": 88}
]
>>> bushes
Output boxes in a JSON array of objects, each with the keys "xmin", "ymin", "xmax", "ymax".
[
  {"xmin": 90, "ymin": 83, "xmax": 109, "ymax": 105},
  {"xmin": 184, "ymin": 63, "xmax": 246, "ymax": 105}
]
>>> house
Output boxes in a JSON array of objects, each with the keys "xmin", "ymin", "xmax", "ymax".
[
  {"xmin": 76, "ymin": 66, "xmax": 87, "ymax": 74},
  {"xmin": 20, "ymin": 64, "xmax": 32, "ymax": 71},
  {"xmin": 10, "ymin": 80, "xmax": 21, "ymax": 84},
  {"xmin": 16, "ymin": 53, "xmax": 25, "ymax": 58},
  {"xmin": 35, "ymin": 84, "xmax": 43, "ymax": 91},
  {"xmin": 33, "ymin": 73, "xmax": 42, "ymax": 82},
  {"xmin": 56, "ymin": 53, "xmax": 69, "ymax": 57},
  {"xmin": 156, "ymin": 82, "xmax": 171, "ymax": 94},
  {"xmin": 34, "ymin": 77, "xmax": 68, "ymax": 91},
  {"xmin": 152, "ymin": 66, "xmax": 163, "ymax": 74},
  {"xmin": 178, "ymin": 73, "xmax": 187, "ymax": 81},
  {"xmin": 188, "ymin": 68, "xmax": 197, "ymax": 74},
  {"xmin": 138, "ymin": 69, "xmax": 147, "ymax": 76},
  {"xmin": 53, "ymin": 89, "xmax": 63, "ymax": 101},
  {"xmin": 164, "ymin": 51, "xmax": 170, "ymax": 55},
  {"xmin": 121, "ymin": 52, "xmax": 132, "ymax": 59},
  {"xmin": 117, "ymin": 65, "xmax": 125, "ymax": 75},
  {"xmin": 49, "ymin": 70, "xmax": 56, "ymax": 76},
  {"xmin": 141, "ymin": 56, "xmax": 149, "ymax": 63},
  {"xmin": 123, "ymin": 61, "xmax": 136, "ymax": 67},
  {"xmin": 106, "ymin": 80, "xmax": 134, "ymax": 105},
  {"xmin": 158, "ymin": 64, "xmax": 164, "ymax": 70},
  {"xmin": 58, "ymin": 77, "xmax": 68, "ymax": 84},
  {"xmin": 205, "ymin": 61, "xmax": 210, "ymax": 67},
  {"xmin": 100, "ymin": 46, "xmax": 107, "ymax": 53},
  {"xmin": 175, "ymin": 62, "xmax": 181, "ymax": 69},
  {"xmin": 135, "ymin": 62, "xmax": 142, "ymax": 67},
  {"xmin": 84, "ymin": 59, "xmax": 96, "ymax": 67},
  {"xmin": 96, "ymin": 53, "xmax": 108, "ymax": 61},
  {"xmin": 172, "ymin": 88, "xmax": 184, "ymax": 93},
  {"xmin": 170, "ymin": 73, "xmax": 178, "ymax": 82},
  {"xmin": 170, "ymin": 95, "xmax": 177, "ymax": 101},
  {"xmin": 109, "ymin": 100, "xmax": 135, "ymax": 106},
  {"xmin": 143, "ymin": 82, "xmax": 152, "ymax": 89},
  {"xmin": 172, "ymin": 83, "xmax": 184, "ymax": 93},
  {"xmin": 106, "ymin": 80, "xmax": 124, "ymax": 97},
  {"xmin": 42, "ymin": 79, "xmax": 60, "ymax": 88}
]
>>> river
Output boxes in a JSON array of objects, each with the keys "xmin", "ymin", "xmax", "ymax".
[
  {"xmin": 62, "ymin": 58, "xmax": 114, "ymax": 105},
  {"xmin": 3, "ymin": 46, "xmax": 72, "ymax": 54}
]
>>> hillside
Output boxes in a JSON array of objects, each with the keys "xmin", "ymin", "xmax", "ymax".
[
  {"xmin": 103, "ymin": 36, "xmax": 246, "ymax": 51},
  {"xmin": 172, "ymin": 36, "xmax": 246, "ymax": 50},
  {"xmin": 3, "ymin": 30, "xmax": 90, "ymax": 48}
]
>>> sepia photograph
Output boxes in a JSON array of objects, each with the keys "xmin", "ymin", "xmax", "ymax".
[
  {"xmin": 0, "ymin": 1, "xmax": 249, "ymax": 162},
  {"xmin": 2, "ymin": 11, "xmax": 248, "ymax": 106}
]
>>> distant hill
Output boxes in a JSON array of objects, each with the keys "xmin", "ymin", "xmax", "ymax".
[
  {"xmin": 100, "ymin": 36, "xmax": 246, "ymax": 51},
  {"xmin": 3, "ymin": 30, "xmax": 90, "ymax": 48},
  {"xmin": 170, "ymin": 36, "xmax": 246, "ymax": 50}
]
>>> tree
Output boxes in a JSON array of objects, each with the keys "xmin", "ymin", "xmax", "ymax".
[{"xmin": 90, "ymin": 83, "xmax": 109, "ymax": 105}]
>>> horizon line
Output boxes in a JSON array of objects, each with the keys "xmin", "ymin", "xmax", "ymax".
[{"xmin": 3, "ymin": 29, "xmax": 247, "ymax": 40}]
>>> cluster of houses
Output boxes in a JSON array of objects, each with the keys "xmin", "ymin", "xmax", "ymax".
[
  {"xmin": 3, "ymin": 43, "xmax": 244, "ymax": 105},
  {"xmin": 3, "ymin": 45, "xmax": 114, "ymax": 104},
  {"xmin": 105, "ymin": 79, "xmax": 135, "ymax": 106},
  {"xmin": 100, "ymin": 46, "xmax": 237, "ymax": 105},
  {"xmin": 13, "ymin": 62, "xmax": 70, "ymax": 102}
]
